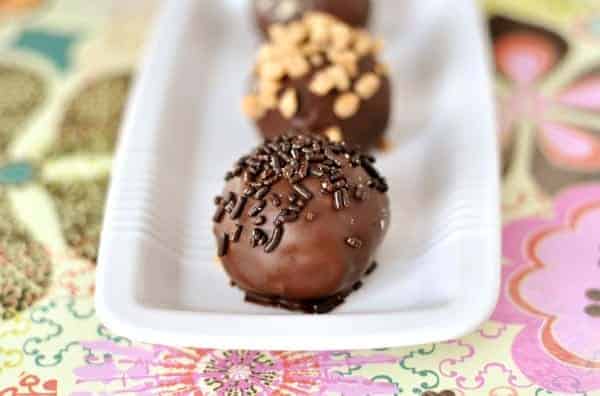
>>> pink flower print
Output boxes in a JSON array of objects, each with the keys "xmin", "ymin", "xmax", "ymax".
[
  {"xmin": 538, "ymin": 122, "xmax": 600, "ymax": 170},
  {"xmin": 73, "ymin": 342, "xmax": 209, "ymax": 395},
  {"xmin": 559, "ymin": 73, "xmax": 600, "ymax": 111},
  {"xmin": 494, "ymin": 30, "xmax": 560, "ymax": 84},
  {"xmin": 202, "ymin": 350, "xmax": 281, "ymax": 395},
  {"xmin": 513, "ymin": 203, "xmax": 600, "ymax": 367},
  {"xmin": 492, "ymin": 185, "xmax": 600, "ymax": 392},
  {"xmin": 72, "ymin": 341, "xmax": 398, "ymax": 395}
]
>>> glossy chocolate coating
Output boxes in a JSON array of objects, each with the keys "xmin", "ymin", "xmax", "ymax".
[
  {"xmin": 212, "ymin": 134, "xmax": 390, "ymax": 312},
  {"xmin": 256, "ymin": 55, "xmax": 391, "ymax": 150},
  {"xmin": 253, "ymin": 0, "xmax": 371, "ymax": 36}
]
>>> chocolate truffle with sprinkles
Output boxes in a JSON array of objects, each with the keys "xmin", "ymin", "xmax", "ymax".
[
  {"xmin": 253, "ymin": 0, "xmax": 371, "ymax": 37},
  {"xmin": 242, "ymin": 12, "xmax": 391, "ymax": 150},
  {"xmin": 212, "ymin": 133, "xmax": 390, "ymax": 313}
]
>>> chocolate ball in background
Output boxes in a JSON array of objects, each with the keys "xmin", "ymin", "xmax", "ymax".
[
  {"xmin": 242, "ymin": 12, "xmax": 391, "ymax": 151},
  {"xmin": 253, "ymin": 0, "xmax": 371, "ymax": 36},
  {"xmin": 212, "ymin": 133, "xmax": 390, "ymax": 313}
]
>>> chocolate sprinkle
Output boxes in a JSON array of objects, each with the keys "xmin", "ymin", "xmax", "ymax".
[
  {"xmin": 264, "ymin": 225, "xmax": 283, "ymax": 253},
  {"xmin": 248, "ymin": 200, "xmax": 266, "ymax": 217},
  {"xmin": 271, "ymin": 155, "xmax": 282, "ymax": 171},
  {"xmin": 217, "ymin": 233, "xmax": 229, "ymax": 257},
  {"xmin": 232, "ymin": 224, "xmax": 243, "ymax": 242},
  {"xmin": 224, "ymin": 193, "xmax": 237, "ymax": 213},
  {"xmin": 341, "ymin": 188, "xmax": 350, "ymax": 207},
  {"xmin": 365, "ymin": 261, "xmax": 377, "ymax": 275},
  {"xmin": 251, "ymin": 228, "xmax": 268, "ymax": 247},
  {"xmin": 279, "ymin": 152, "xmax": 292, "ymax": 163},
  {"xmin": 212, "ymin": 205, "xmax": 225, "ymax": 223},
  {"xmin": 255, "ymin": 186, "xmax": 270, "ymax": 199},
  {"xmin": 346, "ymin": 237, "xmax": 363, "ymax": 248},
  {"xmin": 333, "ymin": 190, "xmax": 344, "ymax": 210},
  {"xmin": 230, "ymin": 196, "xmax": 247, "ymax": 220},
  {"xmin": 298, "ymin": 162, "xmax": 309, "ymax": 179},
  {"xmin": 243, "ymin": 170, "xmax": 255, "ymax": 183},
  {"xmin": 243, "ymin": 186, "xmax": 256, "ymax": 197},
  {"xmin": 293, "ymin": 184, "xmax": 313, "ymax": 200}
]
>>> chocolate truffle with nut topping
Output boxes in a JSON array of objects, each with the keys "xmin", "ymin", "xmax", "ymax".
[
  {"xmin": 253, "ymin": 0, "xmax": 371, "ymax": 36},
  {"xmin": 242, "ymin": 12, "xmax": 391, "ymax": 150},
  {"xmin": 212, "ymin": 133, "xmax": 390, "ymax": 313}
]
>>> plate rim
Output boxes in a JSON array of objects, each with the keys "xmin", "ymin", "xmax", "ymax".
[{"xmin": 96, "ymin": 0, "xmax": 501, "ymax": 350}]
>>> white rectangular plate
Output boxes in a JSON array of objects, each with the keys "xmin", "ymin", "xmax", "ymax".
[{"xmin": 96, "ymin": 0, "xmax": 500, "ymax": 350}]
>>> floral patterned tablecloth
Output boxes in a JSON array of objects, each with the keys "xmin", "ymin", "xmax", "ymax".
[{"xmin": 1, "ymin": 0, "xmax": 600, "ymax": 395}]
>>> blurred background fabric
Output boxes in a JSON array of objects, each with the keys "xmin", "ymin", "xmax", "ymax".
[{"xmin": 1, "ymin": 0, "xmax": 600, "ymax": 394}]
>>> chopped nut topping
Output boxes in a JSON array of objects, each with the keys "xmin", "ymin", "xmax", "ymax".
[
  {"xmin": 310, "ymin": 54, "xmax": 324, "ymax": 66},
  {"xmin": 355, "ymin": 73, "xmax": 381, "ymax": 99},
  {"xmin": 309, "ymin": 22, "xmax": 329, "ymax": 44},
  {"xmin": 324, "ymin": 126, "xmax": 343, "ymax": 142},
  {"xmin": 279, "ymin": 88, "xmax": 298, "ymax": 118},
  {"xmin": 268, "ymin": 24, "xmax": 288, "ymax": 43},
  {"xmin": 259, "ymin": 79, "xmax": 281, "ymax": 94},
  {"xmin": 257, "ymin": 45, "xmax": 273, "ymax": 62},
  {"xmin": 260, "ymin": 61, "xmax": 285, "ymax": 80},
  {"xmin": 331, "ymin": 24, "xmax": 352, "ymax": 50},
  {"xmin": 242, "ymin": 95, "xmax": 265, "ymax": 119},
  {"xmin": 327, "ymin": 65, "xmax": 350, "ymax": 91},
  {"xmin": 259, "ymin": 91, "xmax": 278, "ymax": 109},
  {"xmin": 354, "ymin": 31, "xmax": 373, "ymax": 55},
  {"xmin": 285, "ymin": 55, "xmax": 310, "ymax": 78},
  {"xmin": 305, "ymin": 12, "xmax": 333, "ymax": 27},
  {"xmin": 309, "ymin": 70, "xmax": 335, "ymax": 95},
  {"xmin": 334, "ymin": 93, "xmax": 360, "ymax": 119},
  {"xmin": 287, "ymin": 21, "xmax": 308, "ymax": 44},
  {"xmin": 244, "ymin": 12, "xmax": 386, "ymax": 122},
  {"xmin": 328, "ymin": 50, "xmax": 358, "ymax": 76},
  {"xmin": 306, "ymin": 12, "xmax": 333, "ymax": 43},
  {"xmin": 302, "ymin": 43, "xmax": 321, "ymax": 56}
]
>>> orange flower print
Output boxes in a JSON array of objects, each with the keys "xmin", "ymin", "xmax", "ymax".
[{"xmin": 0, "ymin": 0, "xmax": 43, "ymax": 13}]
